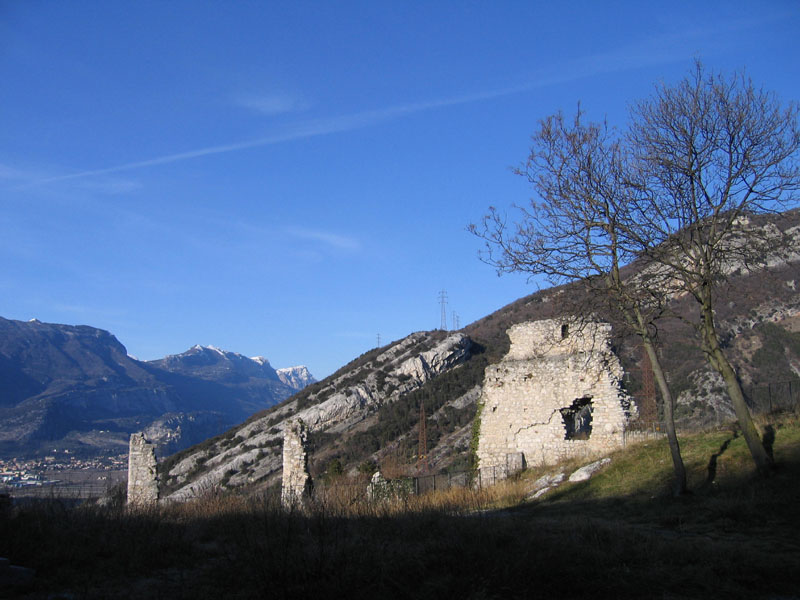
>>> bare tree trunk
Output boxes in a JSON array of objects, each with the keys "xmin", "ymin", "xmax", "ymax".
[
  {"xmin": 699, "ymin": 295, "xmax": 774, "ymax": 474},
  {"xmin": 636, "ymin": 310, "xmax": 687, "ymax": 495}
]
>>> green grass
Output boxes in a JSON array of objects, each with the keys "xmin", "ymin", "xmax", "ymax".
[
  {"xmin": 3, "ymin": 414, "xmax": 799, "ymax": 599},
  {"xmin": 513, "ymin": 413, "xmax": 800, "ymax": 573},
  {"xmin": 540, "ymin": 413, "xmax": 800, "ymax": 502}
]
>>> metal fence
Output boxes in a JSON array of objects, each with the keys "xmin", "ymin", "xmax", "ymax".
[
  {"xmin": 413, "ymin": 470, "xmax": 473, "ymax": 494},
  {"xmin": 626, "ymin": 379, "xmax": 800, "ymax": 434},
  {"xmin": 623, "ymin": 420, "xmax": 667, "ymax": 446},
  {"xmin": 745, "ymin": 380, "xmax": 800, "ymax": 415}
]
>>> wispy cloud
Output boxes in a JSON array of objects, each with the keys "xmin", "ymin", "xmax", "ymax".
[
  {"xmin": 24, "ymin": 88, "xmax": 530, "ymax": 187},
  {"xmin": 234, "ymin": 91, "xmax": 309, "ymax": 116},
  {"xmin": 287, "ymin": 227, "xmax": 361, "ymax": 251},
  {"xmin": 23, "ymin": 14, "xmax": 780, "ymax": 188}
]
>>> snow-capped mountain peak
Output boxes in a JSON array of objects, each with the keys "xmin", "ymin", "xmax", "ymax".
[
  {"xmin": 151, "ymin": 346, "xmax": 313, "ymax": 391},
  {"xmin": 276, "ymin": 365, "xmax": 316, "ymax": 390}
]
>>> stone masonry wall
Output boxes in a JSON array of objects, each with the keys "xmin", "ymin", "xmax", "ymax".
[
  {"xmin": 127, "ymin": 432, "xmax": 159, "ymax": 506},
  {"xmin": 477, "ymin": 320, "xmax": 635, "ymax": 472},
  {"xmin": 281, "ymin": 419, "xmax": 312, "ymax": 509}
]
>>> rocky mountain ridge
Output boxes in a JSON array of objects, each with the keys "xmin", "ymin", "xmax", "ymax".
[
  {"xmin": 0, "ymin": 318, "xmax": 314, "ymax": 459},
  {"xmin": 275, "ymin": 365, "xmax": 316, "ymax": 390},
  {"xmin": 149, "ymin": 345, "xmax": 282, "ymax": 383}
]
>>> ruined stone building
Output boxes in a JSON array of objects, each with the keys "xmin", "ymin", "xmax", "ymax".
[
  {"xmin": 127, "ymin": 432, "xmax": 159, "ymax": 506},
  {"xmin": 477, "ymin": 319, "xmax": 635, "ymax": 473},
  {"xmin": 281, "ymin": 419, "xmax": 312, "ymax": 509}
]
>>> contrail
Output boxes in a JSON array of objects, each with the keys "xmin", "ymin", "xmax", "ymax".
[{"xmin": 27, "ymin": 14, "xmax": 775, "ymax": 187}]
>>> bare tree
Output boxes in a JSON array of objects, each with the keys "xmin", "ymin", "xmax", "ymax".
[
  {"xmin": 470, "ymin": 109, "xmax": 689, "ymax": 495},
  {"xmin": 626, "ymin": 62, "xmax": 800, "ymax": 474},
  {"xmin": 474, "ymin": 62, "xmax": 800, "ymax": 479}
]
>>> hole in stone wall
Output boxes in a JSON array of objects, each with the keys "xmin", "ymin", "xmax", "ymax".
[
  {"xmin": 560, "ymin": 397, "xmax": 593, "ymax": 440},
  {"xmin": 560, "ymin": 324, "xmax": 569, "ymax": 339}
]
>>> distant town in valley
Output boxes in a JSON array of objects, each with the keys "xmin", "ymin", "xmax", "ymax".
[{"xmin": 0, "ymin": 453, "xmax": 127, "ymax": 496}]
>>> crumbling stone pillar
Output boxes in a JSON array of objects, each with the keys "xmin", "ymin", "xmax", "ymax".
[
  {"xmin": 127, "ymin": 432, "xmax": 159, "ymax": 506},
  {"xmin": 368, "ymin": 470, "xmax": 386, "ymax": 501},
  {"xmin": 477, "ymin": 319, "xmax": 636, "ymax": 474},
  {"xmin": 281, "ymin": 419, "xmax": 312, "ymax": 510}
]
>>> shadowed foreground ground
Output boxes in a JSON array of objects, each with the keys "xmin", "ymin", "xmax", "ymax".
[{"xmin": 2, "ymin": 416, "xmax": 799, "ymax": 599}]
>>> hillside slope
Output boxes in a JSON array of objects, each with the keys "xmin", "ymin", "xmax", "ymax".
[
  {"xmin": 162, "ymin": 209, "xmax": 800, "ymax": 497},
  {"xmin": 160, "ymin": 330, "xmax": 474, "ymax": 498}
]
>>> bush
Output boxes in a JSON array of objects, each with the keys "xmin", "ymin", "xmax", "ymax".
[{"xmin": 358, "ymin": 460, "xmax": 378, "ymax": 475}]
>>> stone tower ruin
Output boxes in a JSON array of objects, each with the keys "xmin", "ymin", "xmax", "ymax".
[
  {"xmin": 281, "ymin": 419, "xmax": 313, "ymax": 510},
  {"xmin": 127, "ymin": 432, "xmax": 159, "ymax": 506},
  {"xmin": 477, "ymin": 319, "xmax": 635, "ymax": 474}
]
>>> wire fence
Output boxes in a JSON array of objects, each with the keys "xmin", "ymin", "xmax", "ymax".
[
  {"xmin": 414, "ymin": 470, "xmax": 473, "ymax": 494},
  {"xmin": 626, "ymin": 379, "xmax": 800, "ymax": 434},
  {"xmin": 745, "ymin": 380, "xmax": 800, "ymax": 415},
  {"xmin": 312, "ymin": 467, "xmax": 504, "ymax": 500}
]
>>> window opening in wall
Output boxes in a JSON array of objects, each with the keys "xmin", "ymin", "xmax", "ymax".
[
  {"xmin": 560, "ymin": 324, "xmax": 569, "ymax": 339},
  {"xmin": 560, "ymin": 397, "xmax": 593, "ymax": 440}
]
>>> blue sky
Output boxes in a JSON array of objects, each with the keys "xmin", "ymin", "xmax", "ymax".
[{"xmin": 2, "ymin": 1, "xmax": 799, "ymax": 378}]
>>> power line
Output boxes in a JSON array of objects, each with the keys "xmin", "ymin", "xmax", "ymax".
[{"xmin": 438, "ymin": 289, "xmax": 448, "ymax": 330}]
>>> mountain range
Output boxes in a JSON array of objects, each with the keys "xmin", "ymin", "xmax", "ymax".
[{"xmin": 0, "ymin": 318, "xmax": 315, "ymax": 459}]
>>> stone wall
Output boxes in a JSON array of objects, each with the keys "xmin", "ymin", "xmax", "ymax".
[
  {"xmin": 477, "ymin": 319, "xmax": 635, "ymax": 471},
  {"xmin": 127, "ymin": 432, "xmax": 159, "ymax": 506},
  {"xmin": 281, "ymin": 419, "xmax": 312, "ymax": 509}
]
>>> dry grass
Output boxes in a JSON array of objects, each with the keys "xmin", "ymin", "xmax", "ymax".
[
  {"xmin": 287, "ymin": 473, "xmax": 530, "ymax": 519},
  {"xmin": 3, "ymin": 414, "xmax": 800, "ymax": 599}
]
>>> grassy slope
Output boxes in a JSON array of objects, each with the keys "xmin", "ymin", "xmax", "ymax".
[{"xmin": 3, "ymin": 413, "xmax": 799, "ymax": 599}]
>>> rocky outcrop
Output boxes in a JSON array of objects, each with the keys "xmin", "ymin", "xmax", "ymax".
[
  {"xmin": 526, "ymin": 458, "xmax": 611, "ymax": 499},
  {"xmin": 630, "ymin": 212, "xmax": 800, "ymax": 300},
  {"xmin": 142, "ymin": 412, "xmax": 228, "ymax": 457},
  {"xmin": 273, "ymin": 332, "xmax": 471, "ymax": 435},
  {"xmin": 674, "ymin": 369, "xmax": 736, "ymax": 428},
  {"xmin": 568, "ymin": 457, "xmax": 611, "ymax": 482}
]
